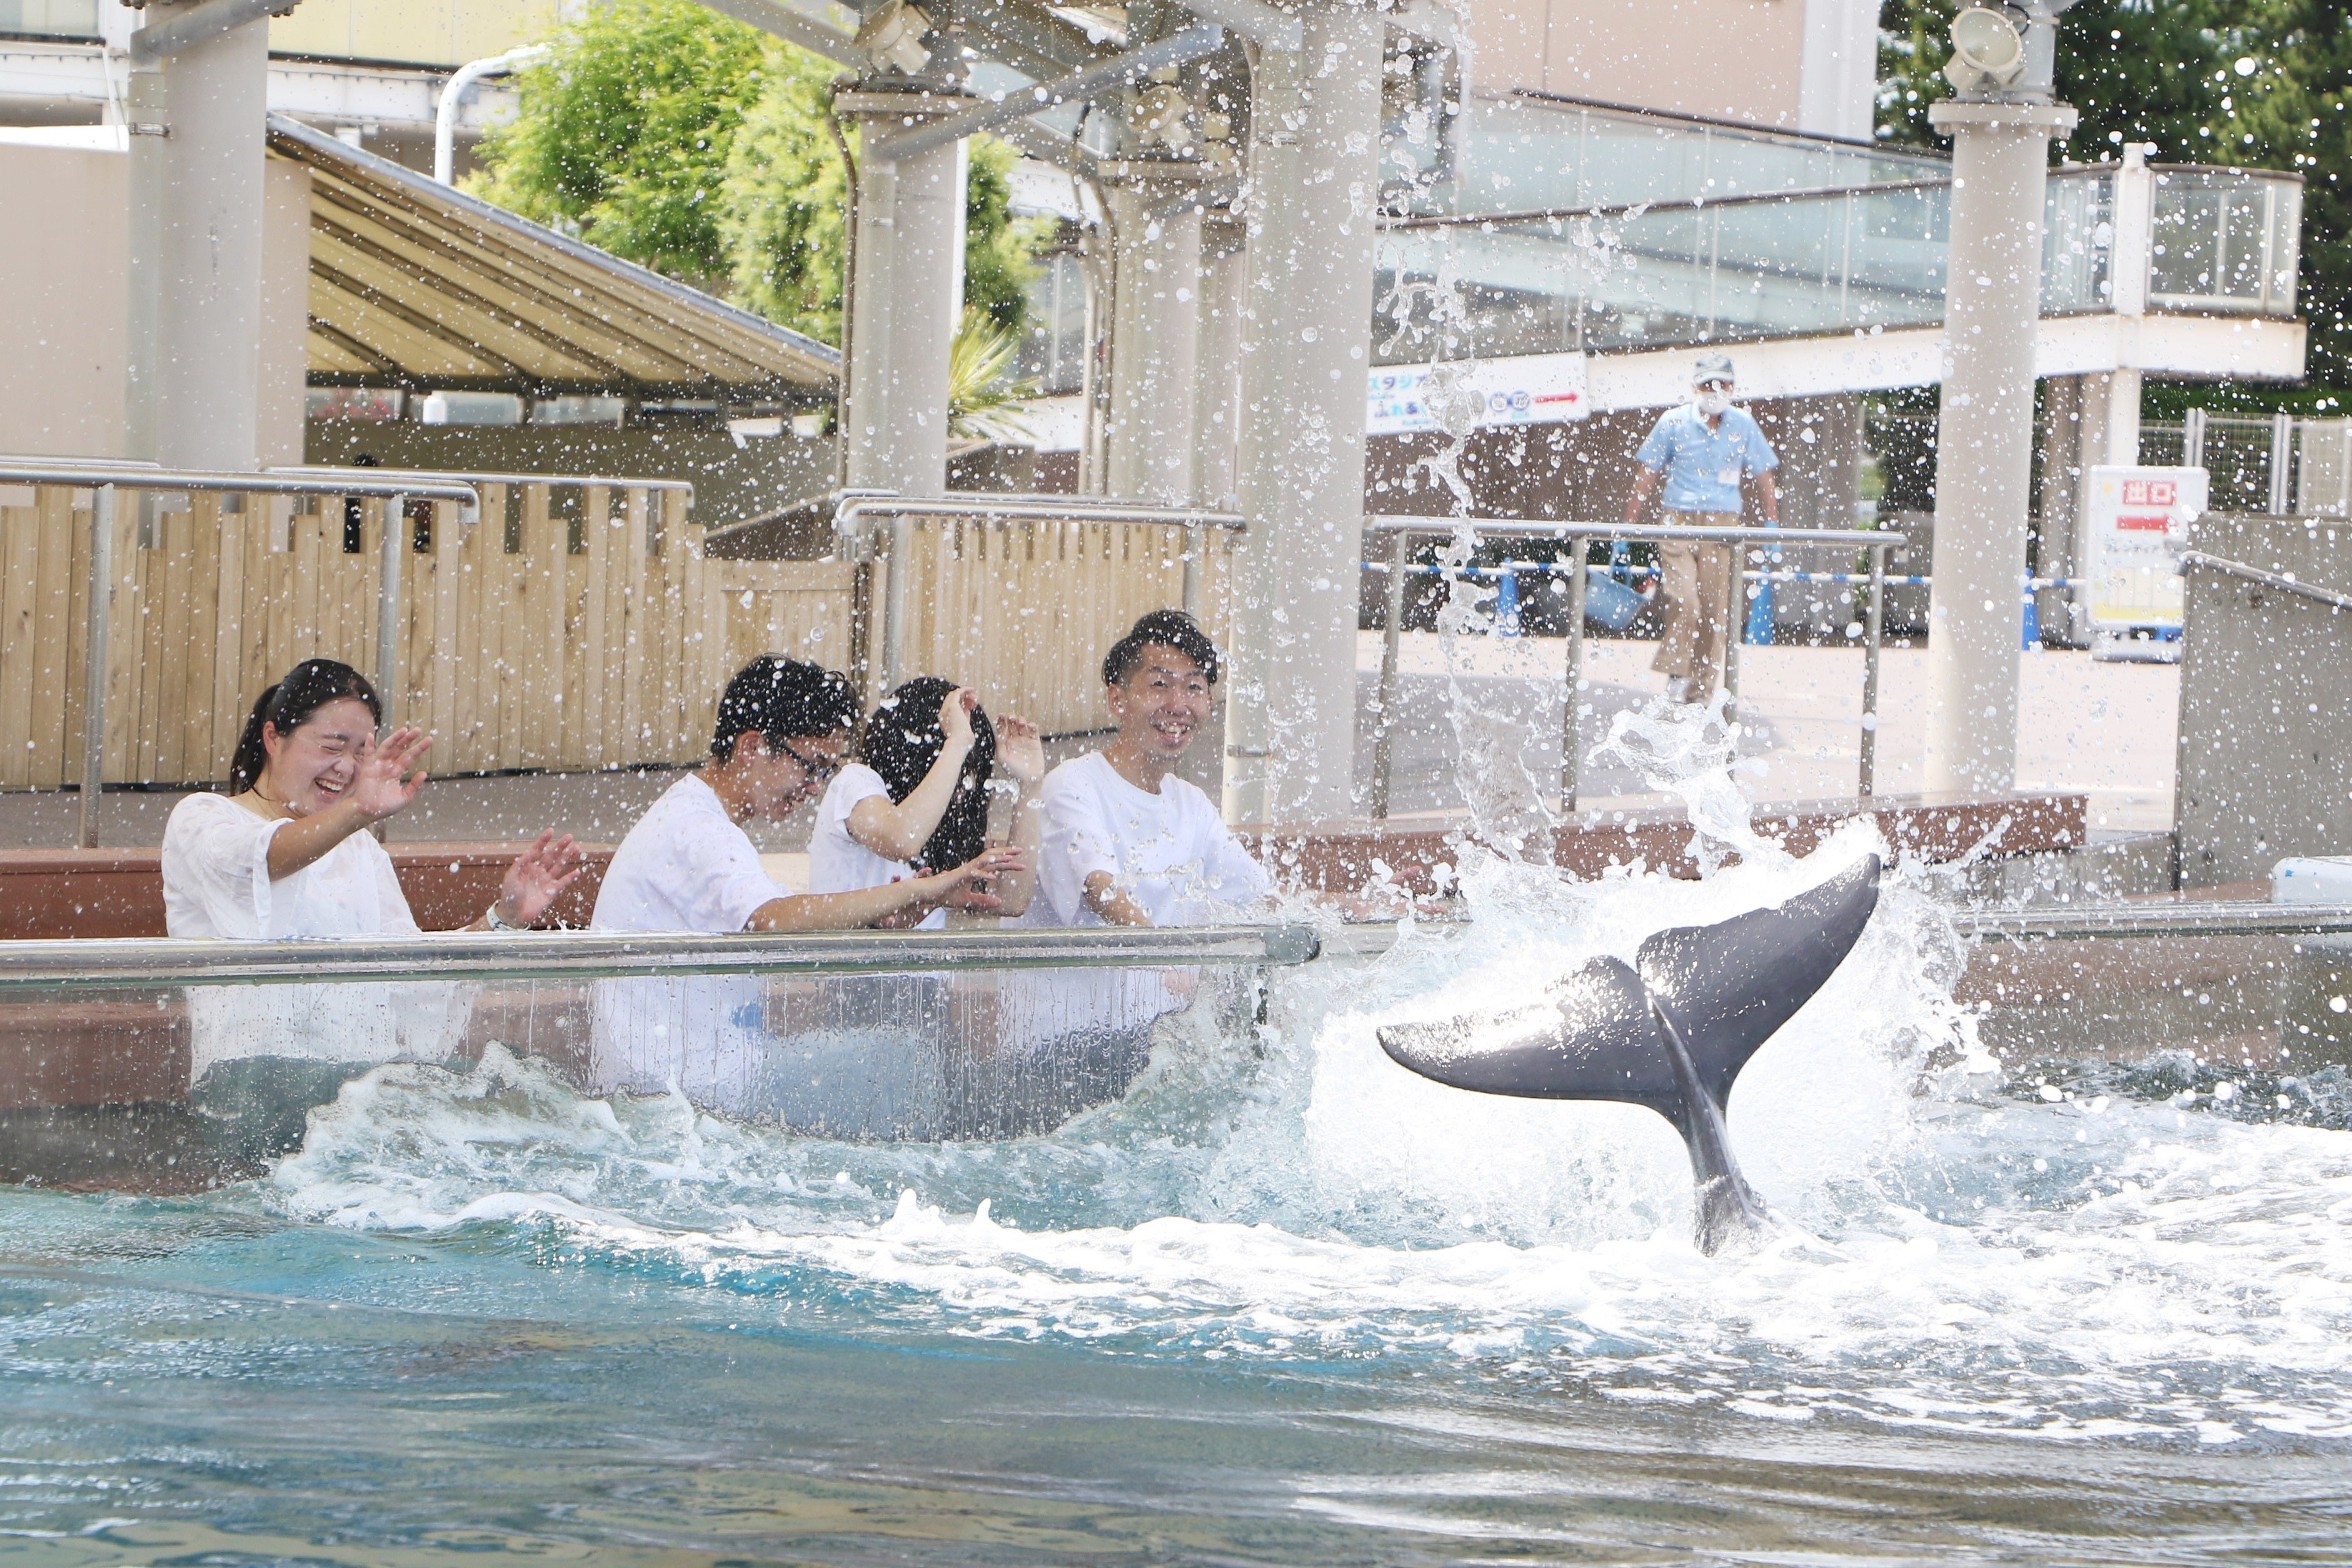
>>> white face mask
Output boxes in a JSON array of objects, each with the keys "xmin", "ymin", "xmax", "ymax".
[{"xmin": 1694, "ymin": 388, "xmax": 1731, "ymax": 417}]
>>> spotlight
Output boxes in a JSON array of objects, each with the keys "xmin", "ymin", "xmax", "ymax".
[{"xmin": 1943, "ymin": 5, "xmax": 2029, "ymax": 94}]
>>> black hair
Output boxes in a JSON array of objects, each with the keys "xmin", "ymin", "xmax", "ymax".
[
  {"xmin": 1102, "ymin": 609, "xmax": 1220, "ymax": 687},
  {"xmin": 711, "ymin": 654, "xmax": 860, "ymax": 762},
  {"xmin": 859, "ymin": 676, "xmax": 996, "ymax": 872},
  {"xmin": 229, "ymin": 658, "xmax": 383, "ymax": 795}
]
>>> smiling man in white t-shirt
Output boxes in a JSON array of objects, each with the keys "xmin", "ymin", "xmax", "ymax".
[{"xmin": 1025, "ymin": 611, "xmax": 1269, "ymax": 928}]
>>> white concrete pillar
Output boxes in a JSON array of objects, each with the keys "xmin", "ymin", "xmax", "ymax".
[
  {"xmin": 1193, "ymin": 225, "xmax": 1246, "ymax": 507},
  {"xmin": 1922, "ymin": 100, "xmax": 2075, "ymax": 795},
  {"xmin": 2104, "ymin": 366, "xmax": 2143, "ymax": 465},
  {"xmin": 838, "ymin": 87, "xmax": 969, "ymax": 497},
  {"xmin": 1225, "ymin": 2, "xmax": 1384, "ymax": 825},
  {"xmin": 137, "ymin": 4, "xmax": 271, "ymax": 471},
  {"xmin": 1103, "ymin": 169, "xmax": 1204, "ymax": 503}
]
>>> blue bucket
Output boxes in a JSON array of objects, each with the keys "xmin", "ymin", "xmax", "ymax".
[{"xmin": 1584, "ymin": 566, "xmax": 1646, "ymax": 632}]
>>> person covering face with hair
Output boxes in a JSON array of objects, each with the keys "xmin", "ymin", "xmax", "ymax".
[
  {"xmin": 1019, "ymin": 611, "xmax": 1269, "ymax": 929},
  {"xmin": 161, "ymin": 658, "xmax": 583, "ymax": 943},
  {"xmin": 593, "ymin": 655, "xmax": 1025, "ymax": 936},
  {"xmin": 807, "ymin": 678, "xmax": 1045, "ymax": 930},
  {"xmin": 1625, "ymin": 352, "xmax": 1781, "ymax": 704}
]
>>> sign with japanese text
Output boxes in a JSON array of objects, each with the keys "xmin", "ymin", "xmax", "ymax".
[{"xmin": 2079, "ymin": 465, "xmax": 2208, "ymax": 630}]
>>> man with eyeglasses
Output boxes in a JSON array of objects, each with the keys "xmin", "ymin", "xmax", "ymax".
[
  {"xmin": 593, "ymin": 654, "xmax": 1020, "ymax": 935},
  {"xmin": 1624, "ymin": 352, "xmax": 1781, "ymax": 705}
]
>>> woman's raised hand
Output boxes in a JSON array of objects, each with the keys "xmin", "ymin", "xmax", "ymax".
[
  {"xmin": 995, "ymin": 711, "xmax": 1046, "ymax": 785},
  {"xmin": 348, "ymin": 726, "xmax": 433, "ymax": 822},
  {"xmin": 494, "ymin": 830, "xmax": 586, "ymax": 929},
  {"xmin": 938, "ymin": 686, "xmax": 980, "ymax": 749}
]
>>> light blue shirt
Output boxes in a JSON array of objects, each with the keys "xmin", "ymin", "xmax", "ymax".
[{"xmin": 1635, "ymin": 404, "xmax": 1779, "ymax": 514}]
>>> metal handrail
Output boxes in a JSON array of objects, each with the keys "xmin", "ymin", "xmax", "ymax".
[
  {"xmin": 2181, "ymin": 550, "xmax": 2352, "ymax": 613},
  {"xmin": 1954, "ymin": 903, "xmax": 2352, "ymax": 941},
  {"xmin": 1364, "ymin": 518, "xmax": 1909, "ymax": 818},
  {"xmin": 0, "ymin": 463, "xmax": 476, "ymax": 502},
  {"xmin": 272, "ymin": 465, "xmax": 695, "ymax": 499},
  {"xmin": 0, "ymin": 923, "xmax": 1320, "ymax": 992},
  {"xmin": 1314, "ymin": 903, "xmax": 2352, "ymax": 961},
  {"xmin": 836, "ymin": 493, "xmax": 1249, "ymax": 693},
  {"xmin": 1366, "ymin": 517, "xmax": 1908, "ymax": 548},
  {"xmin": 0, "ymin": 463, "xmax": 485, "ymax": 854}
]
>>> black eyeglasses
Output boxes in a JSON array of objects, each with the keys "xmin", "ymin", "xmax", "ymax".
[{"xmin": 771, "ymin": 736, "xmax": 841, "ymax": 783}]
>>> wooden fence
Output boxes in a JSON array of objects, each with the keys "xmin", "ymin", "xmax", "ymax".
[
  {"xmin": 874, "ymin": 513, "xmax": 1239, "ymax": 736},
  {"xmin": 0, "ymin": 480, "xmax": 855, "ymax": 789}
]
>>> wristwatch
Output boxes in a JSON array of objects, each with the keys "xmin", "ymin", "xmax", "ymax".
[{"xmin": 484, "ymin": 902, "xmax": 525, "ymax": 932}]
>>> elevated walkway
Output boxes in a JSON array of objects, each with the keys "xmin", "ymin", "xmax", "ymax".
[{"xmin": 1372, "ymin": 94, "xmax": 2304, "ymax": 415}]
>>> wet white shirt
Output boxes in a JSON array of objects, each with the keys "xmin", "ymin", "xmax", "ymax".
[
  {"xmin": 159, "ymin": 792, "xmax": 460, "ymax": 1079},
  {"xmin": 807, "ymin": 763, "xmax": 944, "ymax": 931},
  {"xmin": 592, "ymin": 773, "xmax": 789, "ymax": 934},
  {"xmin": 163, "ymin": 791, "xmax": 418, "ymax": 941},
  {"xmin": 1022, "ymin": 752, "xmax": 1267, "ymax": 928},
  {"xmin": 590, "ymin": 772, "xmax": 793, "ymax": 1108}
]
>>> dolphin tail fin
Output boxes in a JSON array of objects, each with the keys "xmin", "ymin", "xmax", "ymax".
[{"xmin": 1634, "ymin": 853, "xmax": 1884, "ymax": 1113}]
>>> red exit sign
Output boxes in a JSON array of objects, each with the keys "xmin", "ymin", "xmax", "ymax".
[
  {"xmin": 2121, "ymin": 478, "xmax": 2178, "ymax": 506},
  {"xmin": 2116, "ymin": 513, "xmax": 2173, "ymax": 532}
]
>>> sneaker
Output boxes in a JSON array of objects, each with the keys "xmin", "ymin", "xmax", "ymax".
[{"xmin": 1664, "ymin": 676, "xmax": 1691, "ymax": 703}]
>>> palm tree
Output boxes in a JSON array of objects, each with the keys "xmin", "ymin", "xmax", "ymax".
[{"xmin": 947, "ymin": 308, "xmax": 1037, "ymax": 443}]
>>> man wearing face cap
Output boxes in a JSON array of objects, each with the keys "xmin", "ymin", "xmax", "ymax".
[{"xmin": 1624, "ymin": 353, "xmax": 1780, "ymax": 704}]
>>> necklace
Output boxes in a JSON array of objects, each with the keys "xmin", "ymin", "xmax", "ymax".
[{"xmin": 246, "ymin": 783, "xmax": 293, "ymax": 819}]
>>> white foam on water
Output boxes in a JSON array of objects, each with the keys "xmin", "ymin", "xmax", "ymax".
[{"xmin": 263, "ymin": 701, "xmax": 2352, "ymax": 1445}]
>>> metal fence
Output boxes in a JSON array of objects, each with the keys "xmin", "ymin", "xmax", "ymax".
[{"xmin": 1362, "ymin": 518, "xmax": 1908, "ymax": 817}]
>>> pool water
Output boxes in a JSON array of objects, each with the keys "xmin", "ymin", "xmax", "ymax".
[{"xmin": 5, "ymin": 715, "xmax": 2351, "ymax": 1564}]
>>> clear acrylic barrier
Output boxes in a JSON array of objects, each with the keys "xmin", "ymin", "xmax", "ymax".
[{"xmin": 0, "ymin": 927, "xmax": 1314, "ymax": 1188}]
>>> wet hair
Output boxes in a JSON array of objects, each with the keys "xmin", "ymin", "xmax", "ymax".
[
  {"xmin": 859, "ymin": 676, "xmax": 997, "ymax": 872},
  {"xmin": 229, "ymin": 658, "xmax": 383, "ymax": 795},
  {"xmin": 711, "ymin": 654, "xmax": 860, "ymax": 762},
  {"xmin": 1102, "ymin": 609, "xmax": 1220, "ymax": 687}
]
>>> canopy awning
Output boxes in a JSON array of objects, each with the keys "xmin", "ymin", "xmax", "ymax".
[{"xmin": 268, "ymin": 113, "xmax": 838, "ymax": 401}]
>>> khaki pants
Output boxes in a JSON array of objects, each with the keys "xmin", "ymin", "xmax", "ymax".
[{"xmin": 1650, "ymin": 513, "xmax": 1741, "ymax": 695}]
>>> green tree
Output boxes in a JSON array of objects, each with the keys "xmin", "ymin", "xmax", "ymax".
[
  {"xmin": 473, "ymin": 0, "xmax": 1048, "ymax": 350},
  {"xmin": 1876, "ymin": 1, "xmax": 2349, "ymax": 410},
  {"xmin": 469, "ymin": 0, "xmax": 770, "ymax": 288},
  {"xmin": 713, "ymin": 44, "xmax": 850, "ymax": 341}
]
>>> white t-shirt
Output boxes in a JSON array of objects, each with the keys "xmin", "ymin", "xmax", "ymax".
[
  {"xmin": 592, "ymin": 773, "xmax": 789, "ymax": 934},
  {"xmin": 163, "ymin": 790, "xmax": 418, "ymax": 941},
  {"xmin": 159, "ymin": 792, "xmax": 461, "ymax": 1080},
  {"xmin": 1022, "ymin": 752, "xmax": 1269, "ymax": 928},
  {"xmin": 590, "ymin": 771, "xmax": 794, "ymax": 1108},
  {"xmin": 806, "ymin": 763, "xmax": 944, "ymax": 931}
]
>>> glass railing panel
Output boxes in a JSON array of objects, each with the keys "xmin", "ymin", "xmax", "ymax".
[
  {"xmin": 1374, "ymin": 182, "xmax": 1954, "ymax": 364},
  {"xmin": 2149, "ymin": 167, "xmax": 2302, "ymax": 316},
  {"xmin": 0, "ymin": 928, "xmax": 1315, "ymax": 1190},
  {"xmin": 2041, "ymin": 168, "xmax": 2114, "ymax": 314},
  {"xmin": 1375, "ymin": 159, "xmax": 2294, "ymax": 359},
  {"xmin": 1430, "ymin": 96, "xmax": 1950, "ymax": 219}
]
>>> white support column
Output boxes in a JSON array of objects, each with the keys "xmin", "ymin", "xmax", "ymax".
[
  {"xmin": 1103, "ymin": 166, "xmax": 1205, "ymax": 503},
  {"xmin": 839, "ymin": 86, "xmax": 970, "ymax": 498},
  {"xmin": 136, "ymin": 2, "xmax": 271, "ymax": 471},
  {"xmin": 1922, "ymin": 99, "xmax": 2075, "ymax": 796},
  {"xmin": 1225, "ymin": 1, "xmax": 1384, "ymax": 825},
  {"xmin": 1193, "ymin": 221, "xmax": 1247, "ymax": 507},
  {"xmin": 2100, "ymin": 143, "xmax": 2154, "ymax": 468}
]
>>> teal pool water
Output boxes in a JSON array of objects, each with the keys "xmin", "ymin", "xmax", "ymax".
[{"xmin": 6, "ymin": 840, "xmax": 2352, "ymax": 1565}]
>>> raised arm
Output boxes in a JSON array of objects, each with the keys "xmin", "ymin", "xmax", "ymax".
[
  {"xmin": 983, "ymin": 712, "xmax": 1046, "ymax": 918},
  {"xmin": 264, "ymin": 726, "xmax": 431, "ymax": 880},
  {"xmin": 746, "ymin": 844, "xmax": 1027, "ymax": 931},
  {"xmin": 843, "ymin": 687, "xmax": 978, "ymax": 863}
]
